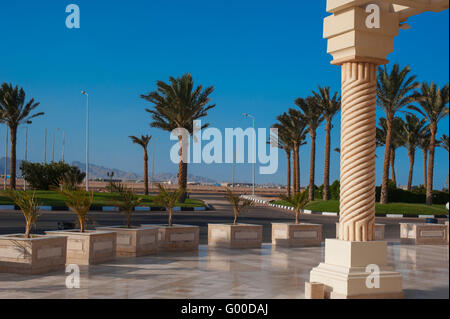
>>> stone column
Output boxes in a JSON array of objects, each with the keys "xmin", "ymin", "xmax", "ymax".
[
  {"xmin": 338, "ymin": 60, "xmax": 377, "ymax": 242},
  {"xmin": 307, "ymin": 0, "xmax": 448, "ymax": 299}
]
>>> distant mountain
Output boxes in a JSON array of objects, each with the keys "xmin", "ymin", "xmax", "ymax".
[{"xmin": 0, "ymin": 157, "xmax": 217, "ymax": 184}]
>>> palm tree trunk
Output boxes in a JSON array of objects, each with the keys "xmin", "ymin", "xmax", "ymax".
[
  {"xmin": 323, "ymin": 121, "xmax": 331, "ymax": 200},
  {"xmin": 308, "ymin": 131, "xmax": 316, "ymax": 202},
  {"xmin": 407, "ymin": 149, "xmax": 415, "ymax": 191},
  {"xmin": 293, "ymin": 144, "xmax": 299, "ymax": 193},
  {"xmin": 9, "ymin": 126, "xmax": 17, "ymax": 190},
  {"xmin": 143, "ymin": 149, "xmax": 149, "ymax": 195},
  {"xmin": 390, "ymin": 148, "xmax": 397, "ymax": 187},
  {"xmin": 422, "ymin": 149, "xmax": 428, "ymax": 188},
  {"xmin": 168, "ymin": 208, "xmax": 173, "ymax": 226},
  {"xmin": 426, "ymin": 127, "xmax": 436, "ymax": 205},
  {"xmin": 380, "ymin": 117, "xmax": 393, "ymax": 204},
  {"xmin": 295, "ymin": 145, "xmax": 300, "ymax": 193},
  {"xmin": 177, "ymin": 135, "xmax": 188, "ymax": 202},
  {"xmin": 286, "ymin": 150, "xmax": 291, "ymax": 197}
]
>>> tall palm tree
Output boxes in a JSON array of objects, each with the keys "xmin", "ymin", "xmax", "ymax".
[
  {"xmin": 418, "ymin": 128, "xmax": 431, "ymax": 188},
  {"xmin": 409, "ymin": 82, "xmax": 449, "ymax": 205},
  {"xmin": 401, "ymin": 114, "xmax": 428, "ymax": 190},
  {"xmin": 312, "ymin": 86, "xmax": 341, "ymax": 201},
  {"xmin": 273, "ymin": 110, "xmax": 307, "ymax": 194},
  {"xmin": 270, "ymin": 121, "xmax": 293, "ymax": 197},
  {"xmin": 141, "ymin": 74, "xmax": 215, "ymax": 202},
  {"xmin": 0, "ymin": 83, "xmax": 44, "ymax": 189},
  {"xmin": 377, "ymin": 64, "xmax": 418, "ymax": 203},
  {"xmin": 129, "ymin": 134, "xmax": 152, "ymax": 195},
  {"xmin": 295, "ymin": 96, "xmax": 324, "ymax": 201},
  {"xmin": 376, "ymin": 117, "xmax": 405, "ymax": 187}
]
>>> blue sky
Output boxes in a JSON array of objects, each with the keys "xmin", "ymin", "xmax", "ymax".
[{"xmin": 0, "ymin": 1, "xmax": 448, "ymax": 188}]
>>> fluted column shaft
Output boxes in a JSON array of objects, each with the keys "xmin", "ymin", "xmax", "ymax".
[{"xmin": 338, "ymin": 61, "xmax": 377, "ymax": 242}]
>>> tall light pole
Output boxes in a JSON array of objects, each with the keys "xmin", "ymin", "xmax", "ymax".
[
  {"xmin": 4, "ymin": 125, "xmax": 8, "ymax": 190},
  {"xmin": 24, "ymin": 120, "xmax": 32, "ymax": 191},
  {"xmin": 43, "ymin": 128, "xmax": 47, "ymax": 163},
  {"xmin": 52, "ymin": 128, "xmax": 59, "ymax": 162},
  {"xmin": 243, "ymin": 113, "xmax": 255, "ymax": 195},
  {"xmin": 151, "ymin": 137, "xmax": 159, "ymax": 191},
  {"xmin": 62, "ymin": 131, "xmax": 66, "ymax": 162},
  {"xmin": 81, "ymin": 90, "xmax": 89, "ymax": 191}
]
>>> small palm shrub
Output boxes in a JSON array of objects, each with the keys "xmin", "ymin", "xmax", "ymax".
[
  {"xmin": 57, "ymin": 188, "xmax": 93, "ymax": 232},
  {"xmin": 153, "ymin": 184, "xmax": 184, "ymax": 226},
  {"xmin": 3, "ymin": 190, "xmax": 41, "ymax": 238},
  {"xmin": 280, "ymin": 190, "xmax": 309, "ymax": 224},
  {"xmin": 224, "ymin": 188, "xmax": 253, "ymax": 225},
  {"xmin": 110, "ymin": 183, "xmax": 142, "ymax": 228}
]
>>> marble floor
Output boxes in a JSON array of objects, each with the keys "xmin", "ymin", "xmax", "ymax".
[{"xmin": 0, "ymin": 243, "xmax": 448, "ymax": 299}]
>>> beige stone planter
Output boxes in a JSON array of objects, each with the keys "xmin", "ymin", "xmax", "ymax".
[
  {"xmin": 400, "ymin": 223, "xmax": 447, "ymax": 245},
  {"xmin": 46, "ymin": 230, "xmax": 116, "ymax": 265},
  {"xmin": 446, "ymin": 221, "xmax": 449, "ymax": 245},
  {"xmin": 272, "ymin": 223, "xmax": 322, "ymax": 247},
  {"xmin": 0, "ymin": 234, "xmax": 67, "ymax": 274},
  {"xmin": 208, "ymin": 224, "xmax": 263, "ymax": 249},
  {"xmin": 142, "ymin": 224, "xmax": 199, "ymax": 252},
  {"xmin": 336, "ymin": 223, "xmax": 385, "ymax": 241},
  {"xmin": 97, "ymin": 226, "xmax": 159, "ymax": 257}
]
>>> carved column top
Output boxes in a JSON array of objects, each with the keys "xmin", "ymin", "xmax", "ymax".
[{"xmin": 324, "ymin": 0, "xmax": 449, "ymax": 65}]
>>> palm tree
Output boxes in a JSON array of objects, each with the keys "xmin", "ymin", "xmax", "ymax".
[
  {"xmin": 439, "ymin": 134, "xmax": 449, "ymax": 152},
  {"xmin": 401, "ymin": 114, "xmax": 429, "ymax": 190},
  {"xmin": 377, "ymin": 64, "xmax": 418, "ymax": 203},
  {"xmin": 153, "ymin": 184, "xmax": 185, "ymax": 227},
  {"xmin": 409, "ymin": 82, "xmax": 449, "ymax": 205},
  {"xmin": 141, "ymin": 74, "xmax": 215, "ymax": 202},
  {"xmin": 129, "ymin": 134, "xmax": 152, "ymax": 195},
  {"xmin": 224, "ymin": 188, "xmax": 253, "ymax": 225},
  {"xmin": 312, "ymin": 86, "xmax": 341, "ymax": 201},
  {"xmin": 280, "ymin": 190, "xmax": 309, "ymax": 224},
  {"xmin": 110, "ymin": 183, "xmax": 142, "ymax": 228},
  {"xmin": 295, "ymin": 96, "xmax": 324, "ymax": 201},
  {"xmin": 269, "ymin": 124, "xmax": 293, "ymax": 196},
  {"xmin": 273, "ymin": 110, "xmax": 307, "ymax": 194},
  {"xmin": 376, "ymin": 117, "xmax": 405, "ymax": 187},
  {"xmin": 3, "ymin": 190, "xmax": 41, "ymax": 238},
  {"xmin": 389, "ymin": 119, "xmax": 406, "ymax": 187},
  {"xmin": 418, "ymin": 129, "xmax": 432, "ymax": 188},
  {"xmin": 0, "ymin": 83, "xmax": 44, "ymax": 189}
]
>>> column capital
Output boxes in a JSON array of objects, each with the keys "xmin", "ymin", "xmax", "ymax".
[{"xmin": 323, "ymin": 0, "xmax": 449, "ymax": 65}]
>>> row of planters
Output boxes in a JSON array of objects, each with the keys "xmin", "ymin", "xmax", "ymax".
[{"xmin": 0, "ymin": 185, "xmax": 322, "ymax": 275}]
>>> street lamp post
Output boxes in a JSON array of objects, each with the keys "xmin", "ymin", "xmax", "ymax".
[
  {"xmin": 81, "ymin": 91, "xmax": 89, "ymax": 191},
  {"xmin": 3, "ymin": 125, "xmax": 8, "ymax": 190},
  {"xmin": 24, "ymin": 121, "xmax": 32, "ymax": 190},
  {"xmin": 43, "ymin": 128, "xmax": 47, "ymax": 163},
  {"xmin": 243, "ymin": 113, "xmax": 255, "ymax": 195},
  {"xmin": 52, "ymin": 128, "xmax": 59, "ymax": 162},
  {"xmin": 62, "ymin": 131, "xmax": 65, "ymax": 162}
]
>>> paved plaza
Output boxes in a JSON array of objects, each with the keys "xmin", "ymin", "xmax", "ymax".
[{"xmin": 0, "ymin": 242, "xmax": 447, "ymax": 299}]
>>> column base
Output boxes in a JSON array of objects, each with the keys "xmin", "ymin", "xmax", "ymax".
[{"xmin": 308, "ymin": 239, "xmax": 403, "ymax": 299}]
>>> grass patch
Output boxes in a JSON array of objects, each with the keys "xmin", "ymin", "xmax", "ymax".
[
  {"xmin": 272, "ymin": 199, "xmax": 448, "ymax": 216},
  {"xmin": 0, "ymin": 190, "xmax": 205, "ymax": 208}
]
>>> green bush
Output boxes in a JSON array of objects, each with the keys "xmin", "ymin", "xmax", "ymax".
[
  {"xmin": 20, "ymin": 161, "xmax": 85, "ymax": 190},
  {"xmin": 375, "ymin": 182, "xmax": 449, "ymax": 205}
]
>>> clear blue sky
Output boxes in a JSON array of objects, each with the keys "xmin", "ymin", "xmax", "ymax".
[{"xmin": 0, "ymin": 1, "xmax": 448, "ymax": 188}]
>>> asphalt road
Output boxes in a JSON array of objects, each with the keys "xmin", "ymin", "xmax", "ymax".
[{"xmin": 0, "ymin": 192, "xmax": 443, "ymax": 243}]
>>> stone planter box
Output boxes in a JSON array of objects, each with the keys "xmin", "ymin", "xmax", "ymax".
[
  {"xmin": 46, "ymin": 230, "xmax": 116, "ymax": 265},
  {"xmin": 400, "ymin": 223, "xmax": 447, "ymax": 245},
  {"xmin": 142, "ymin": 224, "xmax": 199, "ymax": 252},
  {"xmin": 336, "ymin": 223, "xmax": 385, "ymax": 240},
  {"xmin": 0, "ymin": 234, "xmax": 67, "ymax": 274},
  {"xmin": 97, "ymin": 226, "xmax": 159, "ymax": 257},
  {"xmin": 208, "ymin": 224, "xmax": 263, "ymax": 249},
  {"xmin": 272, "ymin": 223, "xmax": 322, "ymax": 247}
]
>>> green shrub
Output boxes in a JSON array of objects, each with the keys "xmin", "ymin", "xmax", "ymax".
[
  {"xmin": 20, "ymin": 161, "xmax": 84, "ymax": 190},
  {"xmin": 375, "ymin": 183, "xmax": 449, "ymax": 205}
]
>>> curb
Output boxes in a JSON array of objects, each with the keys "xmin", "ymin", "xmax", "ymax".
[
  {"xmin": 240, "ymin": 196, "xmax": 449, "ymax": 219},
  {"xmin": 0, "ymin": 204, "xmax": 209, "ymax": 212}
]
